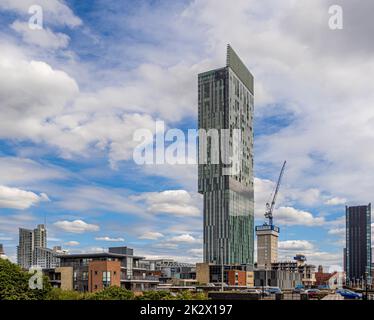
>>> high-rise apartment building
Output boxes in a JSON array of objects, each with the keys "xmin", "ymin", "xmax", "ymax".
[
  {"xmin": 345, "ymin": 204, "xmax": 372, "ymax": 282},
  {"xmin": 198, "ymin": 45, "xmax": 254, "ymax": 265},
  {"xmin": 33, "ymin": 224, "xmax": 47, "ymax": 249},
  {"xmin": 17, "ymin": 224, "xmax": 47, "ymax": 269},
  {"xmin": 17, "ymin": 228, "xmax": 34, "ymax": 269}
]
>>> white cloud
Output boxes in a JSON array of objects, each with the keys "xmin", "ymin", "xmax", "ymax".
[
  {"xmin": 169, "ymin": 234, "xmax": 199, "ymax": 243},
  {"xmin": 95, "ymin": 236, "xmax": 125, "ymax": 242},
  {"xmin": 279, "ymin": 240, "xmax": 314, "ymax": 251},
  {"xmin": 0, "ymin": 157, "xmax": 66, "ymax": 186},
  {"xmin": 275, "ymin": 206, "xmax": 325, "ymax": 226},
  {"xmin": 54, "ymin": 220, "xmax": 99, "ymax": 233},
  {"xmin": 54, "ymin": 186, "xmax": 146, "ymax": 217},
  {"xmin": 0, "ymin": 0, "xmax": 82, "ymax": 27},
  {"xmin": 11, "ymin": 20, "xmax": 70, "ymax": 49},
  {"xmin": 325, "ymin": 197, "xmax": 347, "ymax": 206},
  {"xmin": 328, "ymin": 228, "xmax": 345, "ymax": 236},
  {"xmin": 0, "ymin": 185, "xmax": 49, "ymax": 209},
  {"xmin": 0, "ymin": 42, "xmax": 159, "ymax": 166},
  {"xmin": 134, "ymin": 190, "xmax": 201, "ymax": 217},
  {"xmin": 64, "ymin": 241, "xmax": 79, "ymax": 246},
  {"xmin": 139, "ymin": 232, "xmax": 164, "ymax": 240}
]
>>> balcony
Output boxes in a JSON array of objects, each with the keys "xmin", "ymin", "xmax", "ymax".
[{"xmin": 121, "ymin": 275, "xmax": 159, "ymax": 283}]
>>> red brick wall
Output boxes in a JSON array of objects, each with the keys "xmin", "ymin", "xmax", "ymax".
[
  {"xmin": 227, "ymin": 270, "xmax": 246, "ymax": 286},
  {"xmin": 88, "ymin": 260, "xmax": 121, "ymax": 292}
]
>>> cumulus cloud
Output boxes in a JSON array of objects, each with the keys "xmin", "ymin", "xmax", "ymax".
[
  {"xmin": 325, "ymin": 197, "xmax": 347, "ymax": 206},
  {"xmin": 0, "ymin": 185, "xmax": 49, "ymax": 209},
  {"xmin": 169, "ymin": 234, "xmax": 200, "ymax": 243},
  {"xmin": 54, "ymin": 220, "xmax": 99, "ymax": 233},
  {"xmin": 11, "ymin": 20, "xmax": 70, "ymax": 49},
  {"xmin": 275, "ymin": 206, "xmax": 325, "ymax": 226},
  {"xmin": 139, "ymin": 232, "xmax": 164, "ymax": 240},
  {"xmin": 279, "ymin": 240, "xmax": 314, "ymax": 251},
  {"xmin": 133, "ymin": 190, "xmax": 201, "ymax": 217},
  {"xmin": 0, "ymin": 0, "xmax": 82, "ymax": 27},
  {"xmin": 95, "ymin": 236, "xmax": 125, "ymax": 242}
]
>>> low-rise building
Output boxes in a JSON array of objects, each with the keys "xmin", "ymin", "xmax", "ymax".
[
  {"xmin": 52, "ymin": 246, "xmax": 159, "ymax": 292},
  {"xmin": 144, "ymin": 259, "xmax": 196, "ymax": 284},
  {"xmin": 271, "ymin": 255, "xmax": 316, "ymax": 287},
  {"xmin": 315, "ymin": 271, "xmax": 345, "ymax": 289},
  {"xmin": 196, "ymin": 263, "xmax": 254, "ymax": 287},
  {"xmin": 44, "ymin": 266, "xmax": 74, "ymax": 290},
  {"xmin": 254, "ymin": 269, "xmax": 302, "ymax": 289}
]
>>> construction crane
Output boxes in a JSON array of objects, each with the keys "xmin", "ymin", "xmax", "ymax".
[{"xmin": 264, "ymin": 161, "xmax": 286, "ymax": 226}]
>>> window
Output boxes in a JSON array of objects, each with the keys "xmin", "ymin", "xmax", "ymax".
[{"xmin": 103, "ymin": 271, "xmax": 111, "ymax": 287}]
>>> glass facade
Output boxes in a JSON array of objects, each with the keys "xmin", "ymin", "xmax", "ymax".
[
  {"xmin": 198, "ymin": 46, "xmax": 254, "ymax": 266},
  {"xmin": 345, "ymin": 204, "xmax": 372, "ymax": 281}
]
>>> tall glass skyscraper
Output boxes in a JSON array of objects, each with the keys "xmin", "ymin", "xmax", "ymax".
[
  {"xmin": 198, "ymin": 45, "xmax": 254, "ymax": 266},
  {"xmin": 345, "ymin": 204, "xmax": 372, "ymax": 282}
]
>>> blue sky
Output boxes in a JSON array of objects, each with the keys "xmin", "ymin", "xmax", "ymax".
[{"xmin": 0, "ymin": 0, "xmax": 373, "ymax": 268}]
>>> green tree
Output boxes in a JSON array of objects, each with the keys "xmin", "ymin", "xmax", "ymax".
[
  {"xmin": 46, "ymin": 288, "xmax": 87, "ymax": 300},
  {"xmin": 87, "ymin": 286, "xmax": 135, "ymax": 300},
  {"xmin": 0, "ymin": 258, "xmax": 51, "ymax": 300},
  {"xmin": 176, "ymin": 290, "xmax": 207, "ymax": 300},
  {"xmin": 137, "ymin": 290, "xmax": 176, "ymax": 300}
]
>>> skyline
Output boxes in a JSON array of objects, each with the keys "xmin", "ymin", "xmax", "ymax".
[{"xmin": 1, "ymin": 0, "xmax": 374, "ymax": 269}]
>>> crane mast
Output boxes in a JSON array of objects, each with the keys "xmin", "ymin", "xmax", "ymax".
[{"xmin": 265, "ymin": 161, "xmax": 286, "ymax": 226}]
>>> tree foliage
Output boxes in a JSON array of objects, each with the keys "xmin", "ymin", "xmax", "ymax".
[
  {"xmin": 137, "ymin": 290, "xmax": 175, "ymax": 300},
  {"xmin": 87, "ymin": 286, "xmax": 135, "ymax": 300},
  {"xmin": 0, "ymin": 259, "xmax": 208, "ymax": 300},
  {"xmin": 46, "ymin": 288, "xmax": 87, "ymax": 300},
  {"xmin": 0, "ymin": 258, "xmax": 51, "ymax": 300}
]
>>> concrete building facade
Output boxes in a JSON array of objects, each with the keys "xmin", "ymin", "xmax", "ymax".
[
  {"xmin": 198, "ymin": 45, "xmax": 254, "ymax": 266},
  {"xmin": 256, "ymin": 225, "xmax": 279, "ymax": 269},
  {"xmin": 254, "ymin": 269, "xmax": 302, "ymax": 289},
  {"xmin": 33, "ymin": 246, "xmax": 64, "ymax": 269},
  {"xmin": 17, "ymin": 224, "xmax": 63, "ymax": 270},
  {"xmin": 57, "ymin": 247, "xmax": 159, "ymax": 292},
  {"xmin": 17, "ymin": 228, "xmax": 34, "ymax": 269}
]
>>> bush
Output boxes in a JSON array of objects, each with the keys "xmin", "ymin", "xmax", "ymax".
[
  {"xmin": 137, "ymin": 290, "xmax": 175, "ymax": 300},
  {"xmin": 0, "ymin": 258, "xmax": 51, "ymax": 300},
  {"xmin": 176, "ymin": 290, "xmax": 207, "ymax": 300},
  {"xmin": 138, "ymin": 290, "xmax": 208, "ymax": 300},
  {"xmin": 46, "ymin": 288, "xmax": 87, "ymax": 300},
  {"xmin": 87, "ymin": 286, "xmax": 135, "ymax": 300}
]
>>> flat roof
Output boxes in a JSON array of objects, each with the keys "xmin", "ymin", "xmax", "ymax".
[{"xmin": 57, "ymin": 252, "xmax": 145, "ymax": 260}]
